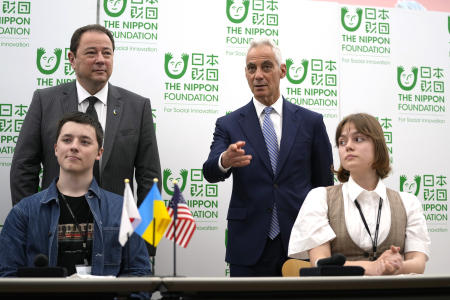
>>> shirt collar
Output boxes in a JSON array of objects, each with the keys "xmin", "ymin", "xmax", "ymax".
[
  {"xmin": 348, "ymin": 175, "xmax": 387, "ymax": 203},
  {"xmin": 41, "ymin": 177, "xmax": 102, "ymax": 204},
  {"xmin": 253, "ymin": 95, "xmax": 283, "ymax": 118},
  {"xmin": 76, "ymin": 80, "xmax": 108, "ymax": 106}
]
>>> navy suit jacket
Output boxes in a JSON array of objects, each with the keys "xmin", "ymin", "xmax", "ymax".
[{"xmin": 203, "ymin": 98, "xmax": 333, "ymax": 266}]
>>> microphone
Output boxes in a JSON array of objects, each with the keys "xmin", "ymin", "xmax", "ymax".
[
  {"xmin": 300, "ymin": 253, "xmax": 364, "ymax": 276},
  {"xmin": 316, "ymin": 253, "xmax": 346, "ymax": 266},
  {"xmin": 34, "ymin": 253, "xmax": 49, "ymax": 267},
  {"xmin": 17, "ymin": 254, "xmax": 67, "ymax": 277}
]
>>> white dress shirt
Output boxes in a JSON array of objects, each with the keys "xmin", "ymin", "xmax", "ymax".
[
  {"xmin": 76, "ymin": 80, "xmax": 108, "ymax": 132},
  {"xmin": 218, "ymin": 96, "xmax": 283, "ymax": 172},
  {"xmin": 288, "ymin": 176, "xmax": 431, "ymax": 260},
  {"xmin": 75, "ymin": 81, "xmax": 108, "ymax": 170},
  {"xmin": 252, "ymin": 96, "xmax": 283, "ymax": 147}
]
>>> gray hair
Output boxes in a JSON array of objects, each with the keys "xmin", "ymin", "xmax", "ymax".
[{"xmin": 247, "ymin": 39, "xmax": 282, "ymax": 66}]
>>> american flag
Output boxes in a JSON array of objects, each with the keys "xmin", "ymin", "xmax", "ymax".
[{"xmin": 165, "ymin": 183, "xmax": 196, "ymax": 248}]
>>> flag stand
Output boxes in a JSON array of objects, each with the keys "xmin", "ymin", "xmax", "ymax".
[{"xmin": 166, "ymin": 180, "xmax": 195, "ymax": 278}]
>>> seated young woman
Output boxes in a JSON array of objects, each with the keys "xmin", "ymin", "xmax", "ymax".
[{"xmin": 288, "ymin": 113, "xmax": 430, "ymax": 275}]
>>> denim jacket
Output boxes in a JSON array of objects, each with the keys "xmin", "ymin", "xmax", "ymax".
[{"xmin": 0, "ymin": 178, "xmax": 151, "ymax": 277}]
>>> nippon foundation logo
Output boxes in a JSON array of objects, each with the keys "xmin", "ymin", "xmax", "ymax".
[
  {"xmin": 400, "ymin": 175, "xmax": 421, "ymax": 196},
  {"xmin": 226, "ymin": 0, "xmax": 250, "ymax": 24},
  {"xmin": 36, "ymin": 48, "xmax": 62, "ymax": 75},
  {"xmin": 396, "ymin": 65, "xmax": 445, "ymax": 115},
  {"xmin": 103, "ymin": 0, "xmax": 158, "ymax": 20},
  {"xmin": 35, "ymin": 47, "xmax": 74, "ymax": 87},
  {"xmin": 104, "ymin": 0, "xmax": 127, "ymax": 18},
  {"xmin": 400, "ymin": 173, "xmax": 448, "ymax": 224},
  {"xmin": 0, "ymin": 0, "xmax": 31, "ymax": 43},
  {"xmin": 285, "ymin": 58, "xmax": 309, "ymax": 85},
  {"xmin": 396, "ymin": 65, "xmax": 445, "ymax": 93},
  {"xmin": 163, "ymin": 51, "xmax": 220, "ymax": 113},
  {"xmin": 341, "ymin": 6, "xmax": 389, "ymax": 34},
  {"xmin": 225, "ymin": 0, "xmax": 279, "ymax": 48},
  {"xmin": 225, "ymin": 0, "xmax": 279, "ymax": 26},
  {"xmin": 162, "ymin": 168, "xmax": 220, "ymax": 225},
  {"xmin": 397, "ymin": 66, "xmax": 418, "ymax": 91},
  {"xmin": 163, "ymin": 168, "xmax": 219, "ymax": 199},
  {"xmin": 102, "ymin": 0, "xmax": 158, "ymax": 45},
  {"xmin": 164, "ymin": 53, "xmax": 189, "ymax": 79},
  {"xmin": 163, "ymin": 168, "xmax": 188, "ymax": 195},
  {"xmin": 284, "ymin": 58, "xmax": 338, "ymax": 117},
  {"xmin": 0, "ymin": 102, "xmax": 29, "ymax": 159},
  {"xmin": 341, "ymin": 7, "xmax": 363, "ymax": 32},
  {"xmin": 340, "ymin": 7, "xmax": 391, "ymax": 56}
]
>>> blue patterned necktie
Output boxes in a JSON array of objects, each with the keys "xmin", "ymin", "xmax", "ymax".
[{"xmin": 262, "ymin": 106, "xmax": 280, "ymax": 239}]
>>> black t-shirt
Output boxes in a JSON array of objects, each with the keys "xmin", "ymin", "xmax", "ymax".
[{"xmin": 57, "ymin": 193, "xmax": 94, "ymax": 275}]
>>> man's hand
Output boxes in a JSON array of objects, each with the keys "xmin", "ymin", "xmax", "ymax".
[{"xmin": 221, "ymin": 141, "xmax": 252, "ymax": 169}]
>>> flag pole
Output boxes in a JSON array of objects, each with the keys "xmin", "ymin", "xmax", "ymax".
[
  {"xmin": 173, "ymin": 218, "xmax": 177, "ymax": 277},
  {"xmin": 173, "ymin": 180, "xmax": 178, "ymax": 277},
  {"xmin": 152, "ymin": 178, "xmax": 158, "ymax": 276},
  {"xmin": 152, "ymin": 216, "xmax": 156, "ymax": 275},
  {"xmin": 127, "ymin": 232, "xmax": 130, "ymax": 268},
  {"xmin": 123, "ymin": 178, "xmax": 132, "ymax": 269}
]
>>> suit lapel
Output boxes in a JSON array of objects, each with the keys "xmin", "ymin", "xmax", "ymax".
[
  {"xmin": 239, "ymin": 100, "xmax": 273, "ymax": 176},
  {"xmin": 276, "ymin": 98, "xmax": 300, "ymax": 178},
  {"xmin": 61, "ymin": 81, "xmax": 78, "ymax": 113},
  {"xmin": 101, "ymin": 83, "xmax": 123, "ymax": 173}
]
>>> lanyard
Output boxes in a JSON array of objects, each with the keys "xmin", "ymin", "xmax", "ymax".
[
  {"xmin": 59, "ymin": 193, "xmax": 91, "ymax": 265},
  {"xmin": 354, "ymin": 197, "xmax": 383, "ymax": 261}
]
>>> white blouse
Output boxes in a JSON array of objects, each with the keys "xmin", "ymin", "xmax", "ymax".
[{"xmin": 288, "ymin": 176, "xmax": 431, "ymax": 261}]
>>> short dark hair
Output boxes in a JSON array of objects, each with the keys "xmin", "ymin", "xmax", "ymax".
[
  {"xmin": 333, "ymin": 113, "xmax": 391, "ymax": 182},
  {"xmin": 56, "ymin": 112, "xmax": 103, "ymax": 149},
  {"xmin": 70, "ymin": 24, "xmax": 115, "ymax": 55}
]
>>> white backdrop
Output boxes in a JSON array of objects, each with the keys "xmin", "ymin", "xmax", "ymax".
[{"xmin": 0, "ymin": 0, "xmax": 449, "ymax": 276}]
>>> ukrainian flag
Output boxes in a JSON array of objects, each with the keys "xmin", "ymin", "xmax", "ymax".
[{"xmin": 135, "ymin": 181, "xmax": 171, "ymax": 246}]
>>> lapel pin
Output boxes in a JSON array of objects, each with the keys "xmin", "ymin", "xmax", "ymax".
[{"xmin": 113, "ymin": 109, "xmax": 118, "ymax": 116}]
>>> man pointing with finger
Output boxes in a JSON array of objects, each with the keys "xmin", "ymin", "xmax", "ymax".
[{"xmin": 202, "ymin": 39, "xmax": 333, "ymax": 276}]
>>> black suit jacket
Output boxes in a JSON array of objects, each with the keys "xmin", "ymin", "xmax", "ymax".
[
  {"xmin": 203, "ymin": 99, "xmax": 333, "ymax": 266},
  {"xmin": 10, "ymin": 81, "xmax": 161, "ymax": 205}
]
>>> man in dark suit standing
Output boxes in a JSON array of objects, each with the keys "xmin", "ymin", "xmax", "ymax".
[
  {"xmin": 10, "ymin": 24, "xmax": 161, "ymax": 206},
  {"xmin": 203, "ymin": 40, "xmax": 333, "ymax": 276}
]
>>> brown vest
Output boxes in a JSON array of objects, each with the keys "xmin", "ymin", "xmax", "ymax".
[{"xmin": 326, "ymin": 184, "xmax": 407, "ymax": 261}]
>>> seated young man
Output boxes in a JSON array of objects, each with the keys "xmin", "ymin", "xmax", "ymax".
[{"xmin": 0, "ymin": 112, "xmax": 150, "ymax": 277}]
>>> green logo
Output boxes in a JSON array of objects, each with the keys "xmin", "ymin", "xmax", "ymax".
[
  {"xmin": 285, "ymin": 58, "xmax": 308, "ymax": 84},
  {"xmin": 164, "ymin": 53, "xmax": 189, "ymax": 79},
  {"xmin": 104, "ymin": 0, "xmax": 127, "ymax": 17},
  {"xmin": 36, "ymin": 48, "xmax": 62, "ymax": 75},
  {"xmin": 397, "ymin": 66, "xmax": 418, "ymax": 91},
  {"xmin": 400, "ymin": 175, "xmax": 421, "ymax": 196},
  {"xmin": 341, "ymin": 7, "xmax": 363, "ymax": 32},
  {"xmin": 163, "ymin": 168, "xmax": 188, "ymax": 195},
  {"xmin": 226, "ymin": 0, "xmax": 250, "ymax": 24}
]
